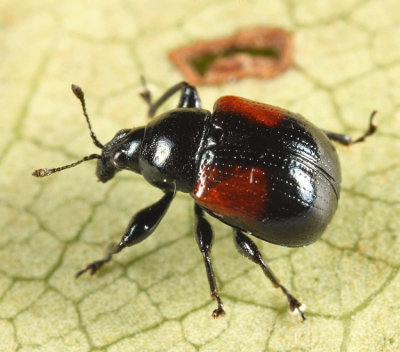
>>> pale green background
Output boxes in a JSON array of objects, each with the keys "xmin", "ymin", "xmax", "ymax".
[{"xmin": 1, "ymin": 1, "xmax": 400, "ymax": 351}]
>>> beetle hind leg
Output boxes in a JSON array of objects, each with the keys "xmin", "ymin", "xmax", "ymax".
[
  {"xmin": 233, "ymin": 229, "xmax": 306, "ymax": 321},
  {"xmin": 322, "ymin": 110, "xmax": 377, "ymax": 146},
  {"xmin": 194, "ymin": 204, "xmax": 225, "ymax": 318}
]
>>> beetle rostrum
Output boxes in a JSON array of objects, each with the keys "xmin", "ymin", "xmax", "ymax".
[{"xmin": 33, "ymin": 81, "xmax": 377, "ymax": 321}]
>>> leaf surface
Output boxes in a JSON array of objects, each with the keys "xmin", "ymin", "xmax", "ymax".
[{"xmin": 1, "ymin": 1, "xmax": 399, "ymax": 351}]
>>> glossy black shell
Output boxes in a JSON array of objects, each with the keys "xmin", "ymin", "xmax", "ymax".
[{"xmin": 138, "ymin": 96, "xmax": 341, "ymax": 247}]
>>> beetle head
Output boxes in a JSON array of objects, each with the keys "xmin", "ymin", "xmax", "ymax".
[{"xmin": 96, "ymin": 127, "xmax": 144, "ymax": 182}]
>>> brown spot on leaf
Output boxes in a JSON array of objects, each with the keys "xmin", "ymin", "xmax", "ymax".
[{"xmin": 169, "ymin": 27, "xmax": 293, "ymax": 85}]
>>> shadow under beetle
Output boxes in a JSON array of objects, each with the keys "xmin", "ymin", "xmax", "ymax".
[{"xmin": 33, "ymin": 81, "xmax": 377, "ymax": 321}]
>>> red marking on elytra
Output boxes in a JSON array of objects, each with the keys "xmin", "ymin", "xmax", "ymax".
[
  {"xmin": 214, "ymin": 96, "xmax": 286, "ymax": 127},
  {"xmin": 193, "ymin": 165, "xmax": 268, "ymax": 221}
]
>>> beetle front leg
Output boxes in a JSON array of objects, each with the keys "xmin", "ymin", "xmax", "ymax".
[
  {"xmin": 75, "ymin": 190, "xmax": 175, "ymax": 278},
  {"xmin": 233, "ymin": 229, "xmax": 306, "ymax": 321},
  {"xmin": 322, "ymin": 110, "xmax": 377, "ymax": 146},
  {"xmin": 194, "ymin": 204, "xmax": 225, "ymax": 318}
]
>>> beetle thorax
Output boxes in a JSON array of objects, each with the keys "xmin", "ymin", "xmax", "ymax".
[{"xmin": 138, "ymin": 108, "xmax": 210, "ymax": 192}]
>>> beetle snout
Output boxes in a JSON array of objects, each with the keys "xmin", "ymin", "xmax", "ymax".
[{"xmin": 96, "ymin": 157, "xmax": 117, "ymax": 183}]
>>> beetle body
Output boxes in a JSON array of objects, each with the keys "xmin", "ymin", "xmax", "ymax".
[
  {"xmin": 33, "ymin": 81, "xmax": 376, "ymax": 320},
  {"xmin": 106, "ymin": 95, "xmax": 340, "ymax": 248}
]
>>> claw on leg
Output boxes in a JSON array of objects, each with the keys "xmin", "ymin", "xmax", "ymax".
[
  {"xmin": 75, "ymin": 254, "xmax": 112, "ymax": 278},
  {"xmin": 211, "ymin": 292, "xmax": 225, "ymax": 319},
  {"xmin": 286, "ymin": 291, "xmax": 306, "ymax": 321}
]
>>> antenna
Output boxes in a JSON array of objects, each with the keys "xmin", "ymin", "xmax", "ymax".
[
  {"xmin": 32, "ymin": 154, "xmax": 102, "ymax": 177},
  {"xmin": 71, "ymin": 84, "xmax": 104, "ymax": 149},
  {"xmin": 32, "ymin": 84, "xmax": 105, "ymax": 178}
]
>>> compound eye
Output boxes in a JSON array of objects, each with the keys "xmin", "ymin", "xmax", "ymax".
[{"xmin": 113, "ymin": 150, "xmax": 128, "ymax": 168}]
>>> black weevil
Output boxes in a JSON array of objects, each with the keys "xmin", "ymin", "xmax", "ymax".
[{"xmin": 33, "ymin": 81, "xmax": 377, "ymax": 320}]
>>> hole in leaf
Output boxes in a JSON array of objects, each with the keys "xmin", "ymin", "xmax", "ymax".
[{"xmin": 169, "ymin": 27, "xmax": 293, "ymax": 85}]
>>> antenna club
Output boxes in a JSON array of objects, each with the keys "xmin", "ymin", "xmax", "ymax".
[
  {"xmin": 70, "ymin": 83, "xmax": 104, "ymax": 149},
  {"xmin": 32, "ymin": 168, "xmax": 52, "ymax": 177},
  {"xmin": 71, "ymin": 84, "xmax": 84, "ymax": 100}
]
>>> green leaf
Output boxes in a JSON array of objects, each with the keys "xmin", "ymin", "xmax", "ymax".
[{"xmin": 1, "ymin": 1, "xmax": 399, "ymax": 351}]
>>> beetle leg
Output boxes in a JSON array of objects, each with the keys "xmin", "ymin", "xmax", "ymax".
[
  {"xmin": 322, "ymin": 110, "xmax": 377, "ymax": 146},
  {"xmin": 233, "ymin": 229, "xmax": 306, "ymax": 321},
  {"xmin": 75, "ymin": 190, "xmax": 175, "ymax": 278},
  {"xmin": 144, "ymin": 81, "xmax": 201, "ymax": 118},
  {"xmin": 194, "ymin": 204, "xmax": 225, "ymax": 318},
  {"xmin": 139, "ymin": 76, "xmax": 153, "ymax": 107}
]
